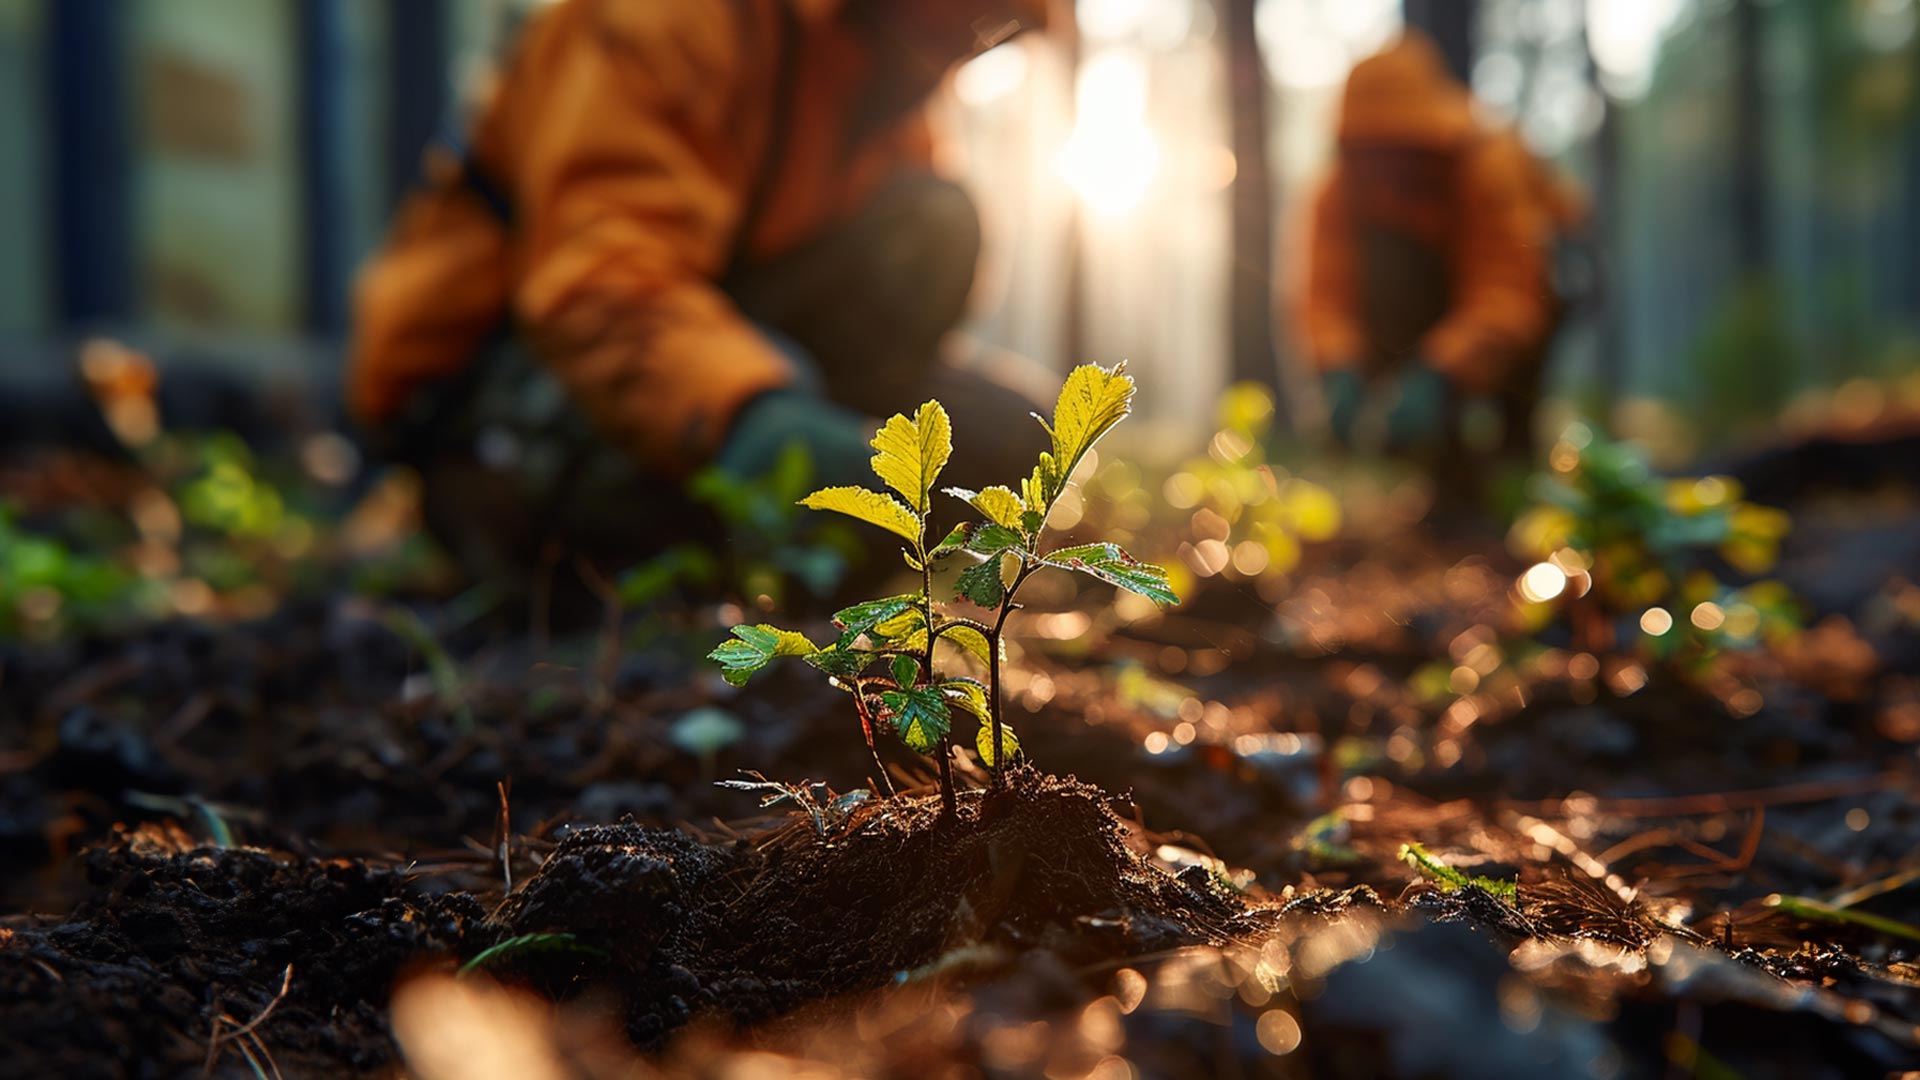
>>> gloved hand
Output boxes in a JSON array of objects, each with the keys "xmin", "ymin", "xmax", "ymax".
[
  {"xmin": 715, "ymin": 389, "xmax": 872, "ymax": 487},
  {"xmin": 1384, "ymin": 364, "xmax": 1453, "ymax": 453},
  {"xmin": 1322, "ymin": 369, "xmax": 1365, "ymax": 447}
]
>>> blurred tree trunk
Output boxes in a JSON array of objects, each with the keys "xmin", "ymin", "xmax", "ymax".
[
  {"xmin": 1223, "ymin": 0, "xmax": 1281, "ymax": 403},
  {"xmin": 1731, "ymin": 0, "xmax": 1770, "ymax": 274},
  {"xmin": 1402, "ymin": 0, "xmax": 1477, "ymax": 83},
  {"xmin": 1057, "ymin": 0, "xmax": 1086, "ymax": 370},
  {"xmin": 386, "ymin": 1, "xmax": 450, "ymax": 207},
  {"xmin": 1582, "ymin": 1, "xmax": 1623, "ymax": 424},
  {"xmin": 298, "ymin": 0, "xmax": 350, "ymax": 337},
  {"xmin": 50, "ymin": 0, "xmax": 134, "ymax": 327}
]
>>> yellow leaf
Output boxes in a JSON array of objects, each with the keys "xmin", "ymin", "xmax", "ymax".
[
  {"xmin": 1257, "ymin": 523, "xmax": 1301, "ymax": 575},
  {"xmin": 1720, "ymin": 537, "xmax": 1778, "ymax": 576},
  {"xmin": 975, "ymin": 721, "xmax": 1019, "ymax": 766},
  {"xmin": 1216, "ymin": 382, "xmax": 1275, "ymax": 437},
  {"xmin": 1507, "ymin": 507, "xmax": 1574, "ymax": 560},
  {"xmin": 870, "ymin": 401, "xmax": 952, "ymax": 512},
  {"xmin": 940, "ymin": 624, "xmax": 998, "ymax": 667},
  {"xmin": 1278, "ymin": 480, "xmax": 1341, "ymax": 542},
  {"xmin": 1731, "ymin": 503, "xmax": 1790, "ymax": 541},
  {"xmin": 1022, "ymin": 455, "xmax": 1060, "ymax": 517},
  {"xmin": 1015, "ymin": 364, "xmax": 1135, "ymax": 519},
  {"xmin": 963, "ymin": 486, "xmax": 1026, "ymax": 531},
  {"xmin": 1046, "ymin": 363, "xmax": 1135, "ymax": 484},
  {"xmin": 873, "ymin": 606, "xmax": 929, "ymax": 653},
  {"xmin": 799, "ymin": 486, "xmax": 920, "ymax": 543},
  {"xmin": 872, "ymin": 606, "xmax": 925, "ymax": 640},
  {"xmin": 942, "ymin": 681, "xmax": 991, "ymax": 721}
]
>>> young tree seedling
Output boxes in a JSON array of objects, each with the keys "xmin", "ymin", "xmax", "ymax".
[
  {"xmin": 941, "ymin": 361, "xmax": 1180, "ymax": 781},
  {"xmin": 708, "ymin": 362, "xmax": 1179, "ymax": 814}
]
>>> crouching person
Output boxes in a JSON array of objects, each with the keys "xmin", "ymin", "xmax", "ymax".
[
  {"xmin": 347, "ymin": 0, "xmax": 1052, "ymax": 589},
  {"xmin": 1294, "ymin": 30, "xmax": 1583, "ymax": 495}
]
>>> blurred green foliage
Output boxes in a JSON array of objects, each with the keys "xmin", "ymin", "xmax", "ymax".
[
  {"xmin": 1508, "ymin": 424, "xmax": 1800, "ymax": 665},
  {"xmin": 618, "ymin": 442, "xmax": 857, "ymax": 610}
]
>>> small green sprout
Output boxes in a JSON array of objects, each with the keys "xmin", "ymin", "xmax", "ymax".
[
  {"xmin": 459, "ymin": 933, "xmax": 606, "ymax": 977},
  {"xmin": 707, "ymin": 362, "xmax": 1180, "ymax": 813},
  {"xmin": 1397, "ymin": 842, "xmax": 1518, "ymax": 901},
  {"xmin": 670, "ymin": 707, "xmax": 744, "ymax": 776},
  {"xmin": 1762, "ymin": 893, "xmax": 1920, "ymax": 945}
]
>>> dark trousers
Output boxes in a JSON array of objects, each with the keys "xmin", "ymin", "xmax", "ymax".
[{"xmin": 401, "ymin": 175, "xmax": 1048, "ymax": 588}]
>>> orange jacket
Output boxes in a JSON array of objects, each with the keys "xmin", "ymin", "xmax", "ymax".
[
  {"xmin": 347, "ymin": 0, "xmax": 942, "ymax": 474},
  {"xmin": 1295, "ymin": 33, "xmax": 1581, "ymax": 393}
]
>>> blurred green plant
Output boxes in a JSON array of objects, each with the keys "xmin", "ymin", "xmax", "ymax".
[
  {"xmin": 619, "ymin": 443, "xmax": 856, "ymax": 610},
  {"xmin": 0, "ymin": 502, "xmax": 150, "ymax": 640},
  {"xmin": 1507, "ymin": 425, "xmax": 1799, "ymax": 664},
  {"xmin": 1158, "ymin": 382, "xmax": 1341, "ymax": 584},
  {"xmin": 708, "ymin": 363, "xmax": 1180, "ymax": 813}
]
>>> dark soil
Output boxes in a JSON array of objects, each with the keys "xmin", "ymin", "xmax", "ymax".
[
  {"xmin": 495, "ymin": 769, "xmax": 1252, "ymax": 1047},
  {"xmin": 0, "ymin": 822, "xmax": 482, "ymax": 1078},
  {"xmin": 5, "ymin": 433, "xmax": 1920, "ymax": 1077},
  {"xmin": 0, "ymin": 771, "xmax": 1260, "ymax": 1076}
]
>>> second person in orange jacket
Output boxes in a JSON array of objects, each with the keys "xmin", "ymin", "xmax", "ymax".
[{"xmin": 1294, "ymin": 31, "xmax": 1582, "ymax": 460}]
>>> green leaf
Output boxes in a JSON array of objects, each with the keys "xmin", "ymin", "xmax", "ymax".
[
  {"xmin": 940, "ymin": 624, "xmax": 998, "ymax": 667},
  {"xmin": 956, "ymin": 554, "xmax": 1009, "ymax": 609},
  {"xmin": 870, "ymin": 400, "xmax": 952, "ymax": 512},
  {"xmin": 891, "ymin": 654, "xmax": 920, "ymax": 689},
  {"xmin": 932, "ymin": 521, "xmax": 1022, "ymax": 560},
  {"xmin": 831, "ymin": 594, "xmax": 920, "ymax": 649},
  {"xmin": 975, "ymin": 721, "xmax": 1020, "ymax": 767},
  {"xmin": 799, "ymin": 486, "xmax": 920, "ymax": 543},
  {"xmin": 965, "ymin": 524, "xmax": 1022, "ymax": 555},
  {"xmin": 1397, "ymin": 842, "xmax": 1517, "ymax": 901},
  {"xmin": 881, "ymin": 686, "xmax": 951, "ymax": 753},
  {"xmin": 1042, "ymin": 543, "xmax": 1179, "ymax": 606},
  {"xmin": 804, "ymin": 647, "xmax": 872, "ymax": 679},
  {"xmin": 944, "ymin": 485, "xmax": 1027, "ymax": 531},
  {"xmin": 709, "ymin": 624, "xmax": 818, "ymax": 686},
  {"xmin": 928, "ymin": 522, "xmax": 973, "ymax": 559}
]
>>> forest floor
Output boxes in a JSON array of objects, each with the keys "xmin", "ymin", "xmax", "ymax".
[{"xmin": 2, "ymin": 439, "xmax": 1919, "ymax": 1079}]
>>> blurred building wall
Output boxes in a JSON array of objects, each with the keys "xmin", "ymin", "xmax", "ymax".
[{"xmin": 133, "ymin": 0, "xmax": 301, "ymax": 330}]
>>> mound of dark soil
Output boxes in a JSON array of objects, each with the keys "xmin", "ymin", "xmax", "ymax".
[
  {"xmin": 0, "ymin": 822, "xmax": 484, "ymax": 1078},
  {"xmin": 495, "ymin": 767, "xmax": 1257, "ymax": 1046},
  {"xmin": 0, "ymin": 770, "xmax": 1263, "ymax": 1072}
]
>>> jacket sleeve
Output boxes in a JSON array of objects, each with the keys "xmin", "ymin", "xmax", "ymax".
[
  {"xmin": 509, "ymin": 4, "xmax": 794, "ymax": 476},
  {"xmin": 1420, "ymin": 138, "xmax": 1554, "ymax": 392},
  {"xmin": 346, "ymin": 149, "xmax": 514, "ymax": 426},
  {"xmin": 1297, "ymin": 174, "xmax": 1366, "ymax": 373}
]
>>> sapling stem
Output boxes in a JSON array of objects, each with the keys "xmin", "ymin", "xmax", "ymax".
[
  {"xmin": 918, "ymin": 527, "xmax": 960, "ymax": 816},
  {"xmin": 851, "ymin": 688, "xmax": 894, "ymax": 796},
  {"xmin": 986, "ymin": 557, "xmax": 1039, "ymax": 788},
  {"xmin": 936, "ymin": 736, "xmax": 957, "ymax": 817}
]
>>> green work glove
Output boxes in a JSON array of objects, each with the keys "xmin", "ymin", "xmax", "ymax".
[
  {"xmin": 1384, "ymin": 364, "xmax": 1453, "ymax": 453},
  {"xmin": 1322, "ymin": 369, "xmax": 1365, "ymax": 447},
  {"xmin": 715, "ymin": 390, "xmax": 871, "ymax": 487}
]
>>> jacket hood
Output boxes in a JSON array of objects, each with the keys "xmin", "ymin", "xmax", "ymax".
[{"xmin": 1337, "ymin": 31, "xmax": 1475, "ymax": 148}]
